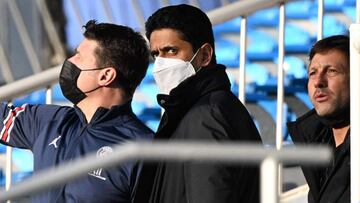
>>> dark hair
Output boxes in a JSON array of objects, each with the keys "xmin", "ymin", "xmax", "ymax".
[
  {"xmin": 309, "ymin": 35, "xmax": 349, "ymax": 62},
  {"xmin": 83, "ymin": 20, "xmax": 149, "ymax": 96},
  {"xmin": 145, "ymin": 4, "xmax": 216, "ymax": 64}
]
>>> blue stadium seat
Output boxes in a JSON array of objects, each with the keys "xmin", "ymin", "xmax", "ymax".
[
  {"xmin": 229, "ymin": 81, "xmax": 271, "ymax": 102},
  {"xmin": 287, "ymin": 77, "xmax": 308, "ymax": 94},
  {"xmin": 0, "ymin": 149, "xmax": 33, "ymax": 187},
  {"xmin": 12, "ymin": 90, "xmax": 46, "ymax": 106},
  {"xmin": 0, "ymin": 145, "xmax": 5, "ymax": 153},
  {"xmin": 285, "ymin": 24, "xmax": 315, "ymax": 53},
  {"xmin": 142, "ymin": 63, "xmax": 155, "ymax": 84},
  {"xmin": 13, "ymin": 148, "xmax": 33, "ymax": 172},
  {"xmin": 344, "ymin": 0, "xmax": 356, "ymax": 6},
  {"xmin": 0, "ymin": 170, "xmax": 3, "ymax": 186},
  {"xmin": 322, "ymin": 15, "xmax": 348, "ymax": 37},
  {"xmin": 323, "ymin": 0, "xmax": 349, "ymax": 12},
  {"xmin": 137, "ymin": 83, "xmax": 159, "ymax": 108},
  {"xmin": 246, "ymin": 63, "xmax": 270, "ymax": 85},
  {"xmin": 213, "ymin": 17, "xmax": 241, "ymax": 35},
  {"xmin": 248, "ymin": 7, "xmax": 279, "ymax": 27},
  {"xmin": 137, "ymin": 107, "xmax": 161, "ymax": 131},
  {"xmin": 132, "ymin": 100, "xmax": 147, "ymax": 116},
  {"xmin": 310, "ymin": 15, "xmax": 348, "ymax": 38},
  {"xmin": 0, "ymin": 171, "xmax": 33, "ymax": 187},
  {"xmin": 247, "ymin": 30, "xmax": 277, "ymax": 61},
  {"xmin": 258, "ymin": 100, "xmax": 289, "ymax": 139},
  {"xmin": 343, "ymin": 6, "xmax": 356, "ymax": 22},
  {"xmin": 145, "ymin": 120, "xmax": 160, "ymax": 132},
  {"xmin": 216, "ymin": 39, "xmax": 240, "ymax": 67},
  {"xmin": 227, "ymin": 62, "xmax": 269, "ymax": 96},
  {"xmin": 286, "ymin": 1, "xmax": 315, "ymax": 19},
  {"xmin": 254, "ymin": 77, "xmax": 307, "ymax": 94},
  {"xmin": 281, "ymin": 56, "xmax": 307, "ymax": 79},
  {"xmin": 52, "ymin": 84, "xmax": 68, "ymax": 102}
]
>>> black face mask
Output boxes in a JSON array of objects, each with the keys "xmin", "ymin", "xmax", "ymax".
[{"xmin": 59, "ymin": 60, "xmax": 102, "ymax": 105}]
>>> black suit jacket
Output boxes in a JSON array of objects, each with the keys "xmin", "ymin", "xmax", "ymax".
[{"xmin": 287, "ymin": 109, "xmax": 350, "ymax": 203}]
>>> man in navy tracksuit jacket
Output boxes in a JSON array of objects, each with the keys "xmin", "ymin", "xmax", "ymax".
[{"xmin": 0, "ymin": 20, "xmax": 154, "ymax": 202}]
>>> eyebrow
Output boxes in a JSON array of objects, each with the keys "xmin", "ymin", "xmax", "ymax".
[{"xmin": 151, "ymin": 45, "xmax": 178, "ymax": 53}]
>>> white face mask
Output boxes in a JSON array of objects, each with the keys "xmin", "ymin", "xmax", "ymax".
[{"xmin": 152, "ymin": 50, "xmax": 200, "ymax": 95}]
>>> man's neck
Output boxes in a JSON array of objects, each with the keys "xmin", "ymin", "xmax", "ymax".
[
  {"xmin": 332, "ymin": 125, "xmax": 350, "ymax": 147},
  {"xmin": 77, "ymin": 89, "xmax": 130, "ymax": 123}
]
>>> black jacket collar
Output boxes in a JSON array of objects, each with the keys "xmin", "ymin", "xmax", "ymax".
[
  {"xmin": 157, "ymin": 64, "xmax": 230, "ymax": 109},
  {"xmin": 74, "ymin": 101, "xmax": 133, "ymax": 125},
  {"xmin": 287, "ymin": 109, "xmax": 333, "ymax": 144},
  {"xmin": 156, "ymin": 64, "xmax": 230, "ymax": 139}
]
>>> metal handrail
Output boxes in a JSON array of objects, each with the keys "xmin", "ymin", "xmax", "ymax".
[
  {"xmin": 0, "ymin": 65, "xmax": 61, "ymax": 101},
  {"xmin": 238, "ymin": 17, "xmax": 247, "ymax": 104},
  {"xmin": 7, "ymin": 0, "xmax": 42, "ymax": 73},
  {"xmin": 207, "ymin": 0, "xmax": 297, "ymax": 25},
  {"xmin": 0, "ymin": 42, "xmax": 14, "ymax": 83},
  {"xmin": 101, "ymin": 0, "xmax": 115, "ymax": 23},
  {"xmin": 317, "ymin": 0, "xmax": 324, "ymax": 40},
  {"xmin": 350, "ymin": 23, "xmax": 360, "ymax": 203},
  {"xmin": 35, "ymin": 0, "xmax": 67, "ymax": 63},
  {"xmin": 0, "ymin": 142, "xmax": 332, "ymax": 203}
]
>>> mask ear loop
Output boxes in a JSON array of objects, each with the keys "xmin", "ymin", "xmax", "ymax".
[
  {"xmin": 189, "ymin": 48, "xmax": 200, "ymax": 63},
  {"xmin": 81, "ymin": 67, "xmax": 106, "ymax": 94},
  {"xmin": 190, "ymin": 48, "xmax": 202, "ymax": 73}
]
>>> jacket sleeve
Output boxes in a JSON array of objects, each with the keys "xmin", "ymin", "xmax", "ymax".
[
  {"xmin": 182, "ymin": 102, "xmax": 260, "ymax": 203},
  {"xmin": 0, "ymin": 103, "xmax": 58, "ymax": 150}
]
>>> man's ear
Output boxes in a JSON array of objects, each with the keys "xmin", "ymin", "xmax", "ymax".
[
  {"xmin": 198, "ymin": 43, "xmax": 213, "ymax": 67},
  {"xmin": 98, "ymin": 67, "xmax": 117, "ymax": 86}
]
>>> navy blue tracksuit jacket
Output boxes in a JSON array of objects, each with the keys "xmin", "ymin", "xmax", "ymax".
[{"xmin": 0, "ymin": 102, "xmax": 154, "ymax": 202}]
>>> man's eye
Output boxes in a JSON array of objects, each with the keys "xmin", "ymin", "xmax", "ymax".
[
  {"xmin": 168, "ymin": 49, "xmax": 177, "ymax": 54},
  {"xmin": 327, "ymin": 69, "xmax": 338, "ymax": 76},
  {"xmin": 308, "ymin": 71, "xmax": 315, "ymax": 77}
]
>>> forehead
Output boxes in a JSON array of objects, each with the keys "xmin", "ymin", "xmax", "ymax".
[
  {"xmin": 309, "ymin": 49, "xmax": 349, "ymax": 70},
  {"xmin": 149, "ymin": 28, "xmax": 191, "ymax": 50},
  {"xmin": 77, "ymin": 38, "xmax": 99, "ymax": 54}
]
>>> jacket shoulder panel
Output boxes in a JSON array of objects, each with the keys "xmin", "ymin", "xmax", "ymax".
[{"xmin": 176, "ymin": 90, "xmax": 261, "ymax": 142}]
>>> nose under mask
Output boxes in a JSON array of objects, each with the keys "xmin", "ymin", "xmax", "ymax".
[
  {"xmin": 59, "ymin": 60, "xmax": 102, "ymax": 104},
  {"xmin": 152, "ymin": 49, "xmax": 200, "ymax": 95}
]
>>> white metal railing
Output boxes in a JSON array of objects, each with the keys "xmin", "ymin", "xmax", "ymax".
[
  {"xmin": 0, "ymin": 142, "xmax": 332, "ymax": 203},
  {"xmin": 5, "ymin": 146, "xmax": 12, "ymax": 203},
  {"xmin": 238, "ymin": 17, "xmax": 246, "ymax": 103},
  {"xmin": 6, "ymin": 0, "xmax": 42, "ymax": 73},
  {"xmin": 350, "ymin": 23, "xmax": 360, "ymax": 203},
  {"xmin": 0, "ymin": 43, "xmax": 13, "ymax": 83},
  {"xmin": 317, "ymin": 0, "xmax": 324, "ymax": 40},
  {"xmin": 35, "ymin": 0, "xmax": 66, "ymax": 64},
  {"xmin": 0, "ymin": 65, "xmax": 60, "ymax": 101}
]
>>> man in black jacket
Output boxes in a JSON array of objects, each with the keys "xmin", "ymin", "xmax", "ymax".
[
  {"xmin": 134, "ymin": 4, "xmax": 262, "ymax": 203},
  {"xmin": 287, "ymin": 35, "xmax": 350, "ymax": 202}
]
